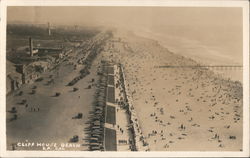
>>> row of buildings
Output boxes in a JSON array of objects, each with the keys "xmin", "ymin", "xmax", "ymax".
[{"xmin": 6, "ymin": 37, "xmax": 77, "ymax": 94}]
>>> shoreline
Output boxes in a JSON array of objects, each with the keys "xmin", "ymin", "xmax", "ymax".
[
  {"xmin": 101, "ymin": 30, "xmax": 243, "ymax": 151},
  {"xmin": 130, "ymin": 30, "xmax": 243, "ymax": 83},
  {"xmin": 6, "ymin": 29, "xmax": 243, "ymax": 151}
]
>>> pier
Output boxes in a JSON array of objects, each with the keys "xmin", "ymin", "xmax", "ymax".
[{"xmin": 156, "ymin": 65, "xmax": 243, "ymax": 70}]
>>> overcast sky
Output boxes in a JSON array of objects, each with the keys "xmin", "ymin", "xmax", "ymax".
[
  {"xmin": 7, "ymin": 6, "xmax": 243, "ymax": 64},
  {"xmin": 7, "ymin": 7, "xmax": 242, "ymax": 27}
]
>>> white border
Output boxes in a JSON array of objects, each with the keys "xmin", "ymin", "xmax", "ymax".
[{"xmin": 0, "ymin": 0, "xmax": 249, "ymax": 157}]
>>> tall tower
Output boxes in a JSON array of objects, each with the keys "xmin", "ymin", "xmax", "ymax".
[
  {"xmin": 29, "ymin": 37, "xmax": 33, "ymax": 57},
  {"xmin": 48, "ymin": 22, "xmax": 51, "ymax": 36}
]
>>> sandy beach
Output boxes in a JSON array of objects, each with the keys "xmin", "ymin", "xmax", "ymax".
[
  {"xmin": 100, "ymin": 30, "xmax": 243, "ymax": 151},
  {"xmin": 6, "ymin": 29, "xmax": 243, "ymax": 151},
  {"xmin": 4, "ymin": 5, "xmax": 246, "ymax": 154}
]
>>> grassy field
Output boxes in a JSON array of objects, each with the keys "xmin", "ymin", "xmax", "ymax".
[
  {"xmin": 107, "ymin": 66, "xmax": 114, "ymax": 75},
  {"xmin": 104, "ymin": 128, "xmax": 117, "ymax": 151},
  {"xmin": 106, "ymin": 105, "xmax": 116, "ymax": 125},
  {"xmin": 107, "ymin": 87, "xmax": 115, "ymax": 103},
  {"xmin": 108, "ymin": 75, "xmax": 114, "ymax": 86}
]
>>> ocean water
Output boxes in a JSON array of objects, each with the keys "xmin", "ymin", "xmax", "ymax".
[{"xmin": 133, "ymin": 27, "xmax": 243, "ymax": 83}]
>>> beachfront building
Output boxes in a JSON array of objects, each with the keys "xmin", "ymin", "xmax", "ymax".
[
  {"xmin": 6, "ymin": 36, "xmax": 79, "ymax": 93},
  {"xmin": 6, "ymin": 60, "xmax": 22, "ymax": 94},
  {"xmin": 36, "ymin": 48, "xmax": 64, "ymax": 59},
  {"xmin": 15, "ymin": 61, "xmax": 50, "ymax": 84}
]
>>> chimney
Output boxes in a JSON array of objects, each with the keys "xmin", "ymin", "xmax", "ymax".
[
  {"xmin": 29, "ymin": 37, "xmax": 33, "ymax": 57},
  {"xmin": 48, "ymin": 22, "xmax": 51, "ymax": 36}
]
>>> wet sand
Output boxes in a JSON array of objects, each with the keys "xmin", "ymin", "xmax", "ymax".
[{"xmin": 101, "ymin": 30, "xmax": 243, "ymax": 151}]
